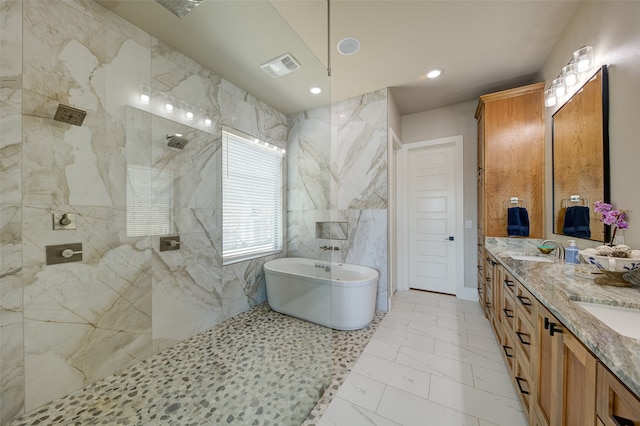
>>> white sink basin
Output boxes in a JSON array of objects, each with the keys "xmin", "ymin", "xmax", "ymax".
[
  {"xmin": 574, "ymin": 301, "xmax": 640, "ymax": 339},
  {"xmin": 508, "ymin": 253, "xmax": 554, "ymax": 263}
]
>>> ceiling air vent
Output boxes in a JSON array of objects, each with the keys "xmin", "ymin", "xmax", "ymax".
[{"xmin": 260, "ymin": 53, "xmax": 301, "ymax": 79}]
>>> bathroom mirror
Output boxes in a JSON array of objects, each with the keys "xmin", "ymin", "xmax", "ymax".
[{"xmin": 552, "ymin": 66, "xmax": 609, "ymax": 242}]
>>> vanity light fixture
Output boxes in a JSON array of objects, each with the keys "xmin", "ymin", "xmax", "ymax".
[
  {"xmin": 426, "ymin": 68, "xmax": 443, "ymax": 79},
  {"xmin": 574, "ymin": 46, "xmax": 593, "ymax": 72},
  {"xmin": 562, "ymin": 64, "xmax": 578, "ymax": 87},
  {"xmin": 164, "ymin": 100, "xmax": 174, "ymax": 112},
  {"xmin": 139, "ymin": 85, "xmax": 151, "ymax": 105},
  {"xmin": 552, "ymin": 78, "xmax": 567, "ymax": 98},
  {"xmin": 545, "ymin": 45, "xmax": 594, "ymax": 108},
  {"xmin": 544, "ymin": 89, "xmax": 557, "ymax": 107}
]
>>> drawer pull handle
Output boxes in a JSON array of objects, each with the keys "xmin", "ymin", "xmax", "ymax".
[
  {"xmin": 515, "ymin": 376, "xmax": 530, "ymax": 395},
  {"xmin": 503, "ymin": 308, "xmax": 514, "ymax": 319},
  {"xmin": 516, "ymin": 331, "xmax": 531, "ymax": 345},
  {"xmin": 517, "ymin": 295, "xmax": 532, "ymax": 306},
  {"xmin": 502, "ymin": 345, "xmax": 513, "ymax": 358},
  {"xmin": 612, "ymin": 415, "xmax": 635, "ymax": 426},
  {"xmin": 503, "ymin": 279, "xmax": 514, "ymax": 288},
  {"xmin": 486, "ymin": 302, "xmax": 491, "ymax": 308},
  {"xmin": 486, "ymin": 277, "xmax": 491, "ymax": 282}
]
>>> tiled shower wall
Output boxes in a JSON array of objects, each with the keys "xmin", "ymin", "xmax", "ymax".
[
  {"xmin": 0, "ymin": 0, "xmax": 287, "ymax": 422},
  {"xmin": 287, "ymin": 90, "xmax": 389, "ymax": 312}
]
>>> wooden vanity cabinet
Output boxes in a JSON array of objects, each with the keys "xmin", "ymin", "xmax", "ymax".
[
  {"xmin": 476, "ymin": 82, "xmax": 545, "ymax": 325},
  {"xmin": 597, "ymin": 363, "xmax": 640, "ymax": 426},
  {"xmin": 483, "ymin": 252, "xmax": 500, "ymax": 324},
  {"xmin": 533, "ymin": 303, "xmax": 597, "ymax": 426},
  {"xmin": 476, "ymin": 82, "xmax": 545, "ymax": 239}
]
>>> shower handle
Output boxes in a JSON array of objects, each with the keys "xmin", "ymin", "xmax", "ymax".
[{"xmin": 61, "ymin": 248, "xmax": 83, "ymax": 258}]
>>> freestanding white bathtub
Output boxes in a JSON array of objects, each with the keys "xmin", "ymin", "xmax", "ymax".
[{"xmin": 264, "ymin": 257, "xmax": 379, "ymax": 330}]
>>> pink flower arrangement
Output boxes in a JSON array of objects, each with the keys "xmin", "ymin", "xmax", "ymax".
[{"xmin": 594, "ymin": 201, "xmax": 628, "ymax": 245}]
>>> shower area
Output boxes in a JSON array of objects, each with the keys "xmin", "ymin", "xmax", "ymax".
[{"xmin": 0, "ymin": 0, "xmax": 390, "ymax": 424}]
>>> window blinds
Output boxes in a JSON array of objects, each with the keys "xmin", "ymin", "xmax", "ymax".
[{"xmin": 222, "ymin": 130, "xmax": 283, "ymax": 263}]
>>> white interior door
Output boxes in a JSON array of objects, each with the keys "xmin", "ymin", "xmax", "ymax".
[{"xmin": 406, "ymin": 142, "xmax": 457, "ymax": 294}]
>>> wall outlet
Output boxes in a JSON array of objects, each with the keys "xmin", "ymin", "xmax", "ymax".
[{"xmin": 465, "ymin": 220, "xmax": 473, "ymax": 229}]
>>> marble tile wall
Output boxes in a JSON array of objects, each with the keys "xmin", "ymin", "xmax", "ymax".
[
  {"xmin": 0, "ymin": 0, "xmax": 288, "ymax": 420},
  {"xmin": 287, "ymin": 90, "xmax": 389, "ymax": 311},
  {"xmin": 1, "ymin": 0, "xmax": 24, "ymax": 423}
]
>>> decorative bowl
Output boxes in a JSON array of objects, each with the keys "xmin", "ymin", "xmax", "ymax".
[
  {"xmin": 578, "ymin": 251, "xmax": 640, "ymax": 273},
  {"xmin": 537, "ymin": 245, "xmax": 555, "ymax": 255},
  {"xmin": 578, "ymin": 251, "xmax": 640, "ymax": 287}
]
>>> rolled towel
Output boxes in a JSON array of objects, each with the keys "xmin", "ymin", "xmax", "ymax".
[
  {"xmin": 507, "ymin": 207, "xmax": 530, "ymax": 237},
  {"xmin": 562, "ymin": 205, "xmax": 591, "ymax": 239}
]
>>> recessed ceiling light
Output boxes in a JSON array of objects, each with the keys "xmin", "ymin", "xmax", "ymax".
[
  {"xmin": 309, "ymin": 87, "xmax": 322, "ymax": 95},
  {"xmin": 426, "ymin": 69, "xmax": 443, "ymax": 79},
  {"xmin": 337, "ymin": 37, "xmax": 360, "ymax": 55}
]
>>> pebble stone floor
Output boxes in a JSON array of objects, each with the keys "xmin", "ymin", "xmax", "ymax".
[{"xmin": 11, "ymin": 303, "xmax": 384, "ymax": 426}]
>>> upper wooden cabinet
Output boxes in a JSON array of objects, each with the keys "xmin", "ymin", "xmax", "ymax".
[{"xmin": 476, "ymin": 83, "xmax": 545, "ymax": 238}]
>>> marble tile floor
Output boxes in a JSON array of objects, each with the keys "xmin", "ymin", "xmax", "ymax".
[
  {"xmin": 11, "ymin": 304, "xmax": 384, "ymax": 426},
  {"xmin": 317, "ymin": 290, "xmax": 528, "ymax": 426}
]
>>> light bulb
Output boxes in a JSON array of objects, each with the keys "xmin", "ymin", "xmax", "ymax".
[
  {"xmin": 544, "ymin": 88, "xmax": 557, "ymax": 107},
  {"xmin": 185, "ymin": 111, "xmax": 194, "ymax": 120},
  {"xmin": 426, "ymin": 69, "xmax": 442, "ymax": 79},
  {"xmin": 552, "ymin": 78, "xmax": 566, "ymax": 98},
  {"xmin": 140, "ymin": 94, "xmax": 150, "ymax": 104},
  {"xmin": 165, "ymin": 102, "xmax": 174, "ymax": 112},
  {"xmin": 204, "ymin": 118, "xmax": 212, "ymax": 127},
  {"xmin": 309, "ymin": 87, "xmax": 322, "ymax": 95},
  {"xmin": 573, "ymin": 46, "xmax": 593, "ymax": 73},
  {"xmin": 561, "ymin": 64, "xmax": 578, "ymax": 87}
]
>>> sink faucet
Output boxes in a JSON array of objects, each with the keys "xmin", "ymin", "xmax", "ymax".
[{"xmin": 540, "ymin": 240, "xmax": 565, "ymax": 260}]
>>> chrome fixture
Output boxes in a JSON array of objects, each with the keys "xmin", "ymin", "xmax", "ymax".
[
  {"xmin": 545, "ymin": 46, "xmax": 594, "ymax": 108},
  {"xmin": 167, "ymin": 134, "xmax": 189, "ymax": 149},
  {"xmin": 160, "ymin": 236, "xmax": 181, "ymax": 252},
  {"xmin": 540, "ymin": 240, "xmax": 565, "ymax": 260},
  {"xmin": 155, "ymin": 0, "xmax": 203, "ymax": 18},
  {"xmin": 314, "ymin": 263, "xmax": 331, "ymax": 272},
  {"xmin": 53, "ymin": 213, "xmax": 76, "ymax": 230},
  {"xmin": 46, "ymin": 243, "xmax": 83, "ymax": 265}
]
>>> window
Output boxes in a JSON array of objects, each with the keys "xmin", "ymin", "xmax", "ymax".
[{"xmin": 222, "ymin": 128, "xmax": 284, "ymax": 264}]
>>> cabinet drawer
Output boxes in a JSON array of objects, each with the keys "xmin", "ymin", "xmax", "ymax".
[
  {"xmin": 500, "ymin": 326, "xmax": 515, "ymax": 373},
  {"xmin": 514, "ymin": 355, "xmax": 534, "ymax": 418},
  {"xmin": 515, "ymin": 305, "xmax": 535, "ymax": 375},
  {"xmin": 502, "ymin": 269, "xmax": 517, "ymax": 299},
  {"xmin": 501, "ymin": 291, "xmax": 516, "ymax": 334},
  {"xmin": 597, "ymin": 363, "xmax": 640, "ymax": 426},
  {"xmin": 515, "ymin": 281, "xmax": 536, "ymax": 323}
]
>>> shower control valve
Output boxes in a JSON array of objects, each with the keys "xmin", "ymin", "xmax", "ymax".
[{"xmin": 61, "ymin": 248, "xmax": 83, "ymax": 258}]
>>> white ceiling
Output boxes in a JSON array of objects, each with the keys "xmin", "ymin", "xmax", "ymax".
[{"xmin": 98, "ymin": 0, "xmax": 581, "ymax": 116}]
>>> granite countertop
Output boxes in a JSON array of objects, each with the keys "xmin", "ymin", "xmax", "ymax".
[{"xmin": 485, "ymin": 237, "xmax": 640, "ymax": 398}]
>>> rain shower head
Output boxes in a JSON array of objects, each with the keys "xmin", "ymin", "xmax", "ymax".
[
  {"xmin": 167, "ymin": 134, "xmax": 189, "ymax": 149},
  {"xmin": 155, "ymin": 0, "xmax": 203, "ymax": 18}
]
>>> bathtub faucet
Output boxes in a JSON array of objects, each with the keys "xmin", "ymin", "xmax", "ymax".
[{"xmin": 320, "ymin": 245, "xmax": 340, "ymax": 251}]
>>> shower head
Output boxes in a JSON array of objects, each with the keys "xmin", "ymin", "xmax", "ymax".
[
  {"xmin": 155, "ymin": 0, "xmax": 203, "ymax": 18},
  {"xmin": 167, "ymin": 134, "xmax": 189, "ymax": 149}
]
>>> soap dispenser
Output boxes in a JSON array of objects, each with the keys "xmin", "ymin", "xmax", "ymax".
[{"xmin": 565, "ymin": 240, "xmax": 580, "ymax": 264}]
